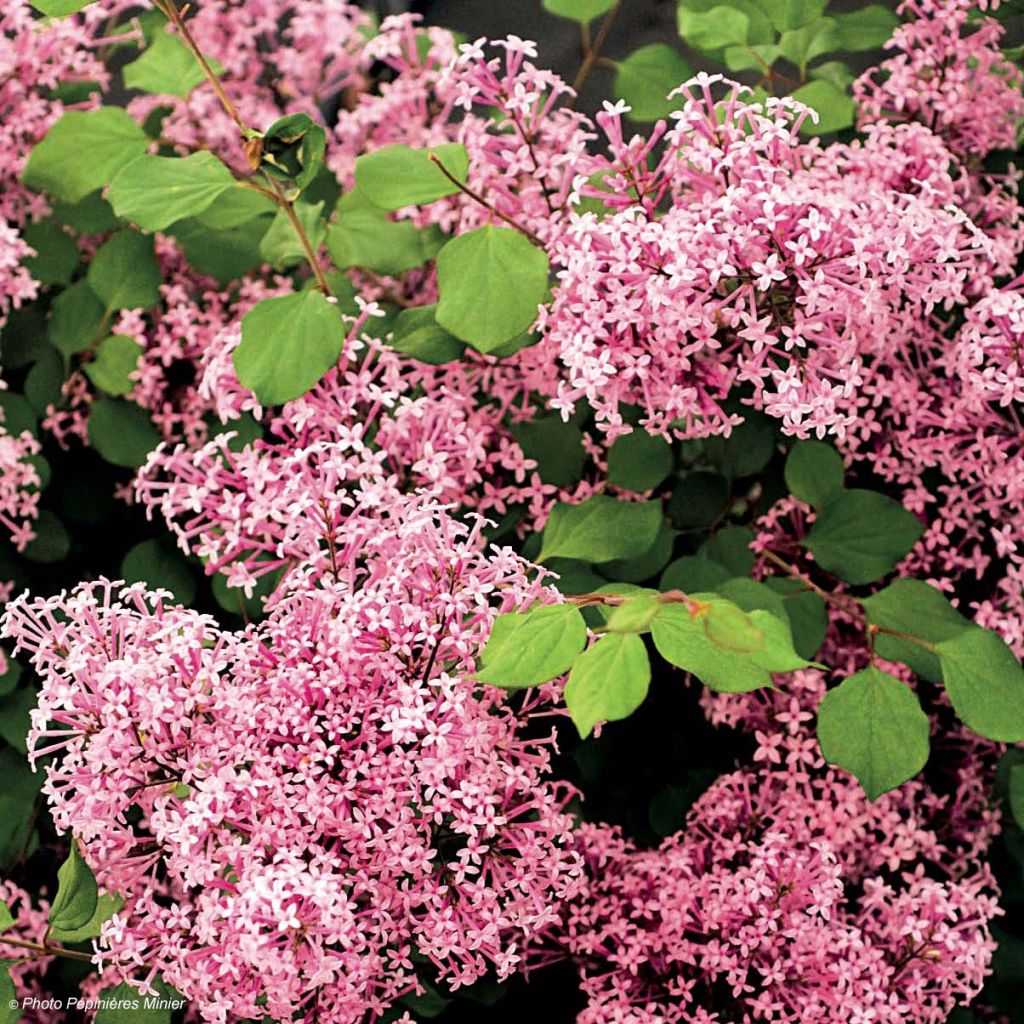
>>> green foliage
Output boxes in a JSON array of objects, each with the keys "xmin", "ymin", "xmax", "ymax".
[
  {"xmin": 87, "ymin": 399, "xmax": 162, "ymax": 468},
  {"xmin": 354, "ymin": 143, "xmax": 469, "ymax": 210},
  {"xmin": 87, "ymin": 231, "xmax": 161, "ymax": 311},
  {"xmin": 651, "ymin": 596, "xmax": 811, "ymax": 693},
  {"xmin": 95, "ymin": 979, "xmax": 180, "ymax": 1024},
  {"xmin": 50, "ymin": 892, "xmax": 123, "ymax": 944},
  {"xmin": 542, "ymin": 0, "xmax": 616, "ymax": 22},
  {"xmin": 613, "ymin": 44, "xmax": 694, "ymax": 120},
  {"xmin": 511, "ymin": 416, "xmax": 586, "ymax": 489},
  {"xmin": 121, "ymin": 538, "xmax": 197, "ymax": 604},
  {"xmin": 936, "ymin": 627, "xmax": 1024, "ymax": 743},
  {"xmin": 21, "ymin": 219, "xmax": 79, "ymax": 286},
  {"xmin": 801, "ymin": 489, "xmax": 923, "ymax": 585},
  {"xmin": 233, "ymin": 291, "xmax": 345, "ymax": 405},
  {"xmin": 607, "ymin": 430, "xmax": 673, "ymax": 492},
  {"xmin": 0, "ymin": 963, "xmax": 19, "ymax": 1024},
  {"xmin": 790, "ymin": 80, "xmax": 855, "ymax": 134},
  {"xmin": 764, "ymin": 577, "xmax": 828, "ymax": 659},
  {"xmin": 48, "ymin": 280, "xmax": 106, "ymax": 357},
  {"xmin": 23, "ymin": 108, "xmax": 149, "ymax": 204},
  {"xmin": 84, "ymin": 335, "xmax": 144, "ymax": 396},
  {"xmin": 702, "ymin": 410, "xmax": 776, "ymax": 478},
  {"xmin": 862, "ymin": 579, "xmax": 971, "ymax": 681},
  {"xmin": 108, "ymin": 152, "xmax": 237, "ymax": 231},
  {"xmin": 1010, "ymin": 764, "xmax": 1024, "ymax": 830},
  {"xmin": 327, "ymin": 213, "xmax": 444, "ymax": 276},
  {"xmin": 20, "ymin": 510, "xmax": 70, "ymax": 564},
  {"xmin": 537, "ymin": 495, "xmax": 663, "ymax": 564},
  {"xmin": 667, "ymin": 471, "xmax": 729, "ymax": 528},
  {"xmin": 817, "ymin": 666, "xmax": 930, "ymax": 800},
  {"xmin": 565, "ymin": 633, "xmax": 651, "ymax": 738},
  {"xmin": 678, "ymin": 5, "xmax": 751, "ymax": 50},
  {"xmin": 389, "ymin": 305, "xmax": 466, "ymax": 365},
  {"xmin": 30, "ymin": 0, "xmax": 93, "ymax": 13},
  {"xmin": 49, "ymin": 842, "xmax": 99, "ymax": 933},
  {"xmin": 784, "ymin": 440, "xmax": 844, "ymax": 507},
  {"xmin": 435, "ymin": 226, "xmax": 549, "ymax": 351},
  {"xmin": 261, "ymin": 202, "xmax": 327, "ymax": 270},
  {"xmin": 122, "ymin": 30, "xmax": 223, "ymax": 99},
  {"xmin": 476, "ymin": 604, "xmax": 588, "ymax": 688},
  {"xmin": 0, "ymin": 748, "xmax": 40, "ymax": 870},
  {"xmin": 258, "ymin": 113, "xmax": 327, "ymax": 190}
]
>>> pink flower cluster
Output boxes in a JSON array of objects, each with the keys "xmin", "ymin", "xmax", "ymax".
[
  {"xmin": 0, "ymin": 400, "xmax": 40, "ymax": 554},
  {"xmin": 1, "ymin": 496, "xmax": 581, "ymax": 1023},
  {"xmin": 546, "ymin": 673, "xmax": 1001, "ymax": 1024}
]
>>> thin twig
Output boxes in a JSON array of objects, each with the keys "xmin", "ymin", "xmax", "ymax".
[
  {"xmin": 428, "ymin": 155, "xmax": 545, "ymax": 248},
  {"xmin": 569, "ymin": 0, "xmax": 625, "ymax": 100},
  {"xmin": 0, "ymin": 936, "xmax": 96, "ymax": 964}
]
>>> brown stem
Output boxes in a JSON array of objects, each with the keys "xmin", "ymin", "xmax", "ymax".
[
  {"xmin": 0, "ymin": 936, "xmax": 96, "ymax": 964},
  {"xmin": 569, "ymin": 0, "xmax": 625, "ymax": 99},
  {"xmin": 152, "ymin": 0, "xmax": 331, "ymax": 295},
  {"xmin": 428, "ymin": 155, "xmax": 545, "ymax": 248}
]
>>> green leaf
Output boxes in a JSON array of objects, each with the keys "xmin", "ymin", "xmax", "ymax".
[
  {"xmin": 171, "ymin": 214, "xmax": 272, "ymax": 282},
  {"xmin": 791, "ymin": 80, "xmax": 855, "ymax": 135},
  {"xmin": 49, "ymin": 891, "xmax": 123, "ymax": 944},
  {"xmin": 702, "ymin": 525, "xmax": 756, "ymax": 577},
  {"xmin": 30, "ymin": 0, "xmax": 93, "ymax": 13},
  {"xmin": 1010, "ymin": 764, "xmax": 1024, "ymax": 830},
  {"xmin": 723, "ymin": 43, "xmax": 782, "ymax": 72},
  {"xmin": 817, "ymin": 666, "xmax": 930, "ymax": 801},
  {"xmin": 677, "ymin": 5, "xmax": 750, "ymax": 50},
  {"xmin": 0, "ymin": 962, "xmax": 19, "ymax": 1024},
  {"xmin": 121, "ymin": 538, "xmax": 196, "ymax": 604},
  {"xmin": 764, "ymin": 576, "xmax": 828, "ymax": 660},
  {"xmin": 21, "ymin": 219, "xmax": 79, "ymax": 286},
  {"xmin": 476, "ymin": 604, "xmax": 588, "ymax": 689},
  {"xmin": 667, "ymin": 471, "xmax": 729, "ymax": 528},
  {"xmin": 87, "ymin": 399, "xmax": 161, "ymax": 468},
  {"xmin": 95, "ymin": 978, "xmax": 181, "ymax": 1024},
  {"xmin": 24, "ymin": 348, "xmax": 64, "ymax": 415},
  {"xmin": 703, "ymin": 410, "xmax": 776, "ymax": 478},
  {"xmin": 936, "ymin": 627, "xmax": 1024, "ymax": 742},
  {"xmin": 436, "ymin": 226, "xmax": 549, "ymax": 351},
  {"xmin": 233, "ymin": 291, "xmax": 345, "ymax": 405},
  {"xmin": 538, "ymin": 495, "xmax": 663, "ymax": 565},
  {"xmin": 327, "ymin": 213, "xmax": 444, "ymax": 276},
  {"xmin": 0, "ymin": 905, "xmax": 12, "ymax": 934},
  {"xmin": 48, "ymin": 280, "xmax": 106, "ymax": 357},
  {"xmin": 608, "ymin": 429, "xmax": 673, "ymax": 492},
  {"xmin": 651, "ymin": 597, "xmax": 810, "ymax": 692},
  {"xmin": 87, "ymin": 231, "xmax": 161, "ymax": 311},
  {"xmin": 830, "ymin": 5, "xmax": 898, "ymax": 50},
  {"xmin": 565, "ymin": 632, "xmax": 651, "ymax": 738},
  {"xmin": 0, "ymin": 748, "xmax": 41, "ymax": 871},
  {"xmin": 661, "ymin": 553, "xmax": 732, "ymax": 593},
  {"xmin": 389, "ymin": 305, "xmax": 465, "ymax": 365},
  {"xmin": 511, "ymin": 416, "xmax": 586, "ymax": 489},
  {"xmin": 613, "ymin": 44, "xmax": 694, "ymax": 121},
  {"xmin": 122, "ymin": 30, "xmax": 223, "ymax": 99},
  {"xmin": 604, "ymin": 592, "xmax": 662, "ymax": 633},
  {"xmin": 602, "ymin": 520, "xmax": 676, "ymax": 583},
  {"xmin": 21, "ymin": 510, "xmax": 70, "ymax": 564},
  {"xmin": 259, "ymin": 113, "xmax": 326, "ymax": 190},
  {"xmin": 354, "ymin": 143, "xmax": 469, "ymax": 210},
  {"xmin": 808, "ymin": 60, "xmax": 855, "ymax": 91},
  {"xmin": 862, "ymin": 579, "xmax": 972, "ymax": 682},
  {"xmin": 715, "ymin": 577, "xmax": 788, "ymax": 624},
  {"xmin": 49, "ymin": 842, "xmax": 99, "ymax": 933},
  {"xmin": 23, "ymin": 108, "xmax": 149, "ymax": 204},
  {"xmin": 802, "ymin": 489, "xmax": 922, "ymax": 585},
  {"xmin": 108, "ymin": 152, "xmax": 237, "ymax": 231},
  {"xmin": 778, "ymin": 18, "xmax": 838, "ymax": 74},
  {"xmin": 0, "ymin": 685, "xmax": 35, "ymax": 752},
  {"xmin": 84, "ymin": 335, "xmax": 143, "ymax": 396},
  {"xmin": 53, "ymin": 190, "xmax": 121, "ymax": 234},
  {"xmin": 543, "ymin": 0, "xmax": 615, "ymax": 22},
  {"xmin": 759, "ymin": 0, "xmax": 828, "ymax": 31},
  {"xmin": 784, "ymin": 440, "xmax": 844, "ymax": 507},
  {"xmin": 260, "ymin": 202, "xmax": 327, "ymax": 270}
]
